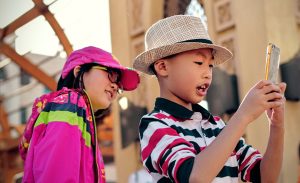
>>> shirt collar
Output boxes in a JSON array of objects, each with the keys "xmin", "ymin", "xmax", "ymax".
[{"xmin": 154, "ymin": 97, "xmax": 216, "ymax": 124}]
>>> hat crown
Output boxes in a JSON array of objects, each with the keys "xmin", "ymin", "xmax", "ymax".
[
  {"xmin": 133, "ymin": 15, "xmax": 233, "ymax": 75},
  {"xmin": 145, "ymin": 15, "xmax": 211, "ymax": 51}
]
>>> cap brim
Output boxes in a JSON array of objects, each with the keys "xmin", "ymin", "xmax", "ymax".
[
  {"xmin": 96, "ymin": 64, "xmax": 139, "ymax": 91},
  {"xmin": 119, "ymin": 68, "xmax": 140, "ymax": 91},
  {"xmin": 133, "ymin": 42, "xmax": 233, "ymax": 75}
]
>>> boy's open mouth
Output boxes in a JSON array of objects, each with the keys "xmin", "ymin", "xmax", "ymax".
[{"xmin": 196, "ymin": 83, "xmax": 210, "ymax": 96}]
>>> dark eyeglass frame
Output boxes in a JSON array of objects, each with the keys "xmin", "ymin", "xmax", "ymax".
[{"xmin": 92, "ymin": 66, "xmax": 123, "ymax": 93}]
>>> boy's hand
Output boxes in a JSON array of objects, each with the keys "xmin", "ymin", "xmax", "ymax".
[
  {"xmin": 265, "ymin": 82, "xmax": 286, "ymax": 127},
  {"xmin": 236, "ymin": 80, "xmax": 284, "ymax": 124}
]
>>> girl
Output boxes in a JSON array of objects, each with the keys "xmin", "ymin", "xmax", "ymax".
[{"xmin": 19, "ymin": 46, "xmax": 140, "ymax": 183}]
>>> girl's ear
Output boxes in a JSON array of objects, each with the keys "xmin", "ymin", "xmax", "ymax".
[
  {"xmin": 154, "ymin": 60, "xmax": 168, "ymax": 77},
  {"xmin": 73, "ymin": 66, "xmax": 81, "ymax": 77}
]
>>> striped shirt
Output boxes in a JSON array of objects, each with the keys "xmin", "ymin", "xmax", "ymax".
[{"xmin": 139, "ymin": 98, "xmax": 262, "ymax": 183}]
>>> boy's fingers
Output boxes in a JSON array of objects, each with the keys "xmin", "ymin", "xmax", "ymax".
[
  {"xmin": 278, "ymin": 82, "xmax": 287, "ymax": 94},
  {"xmin": 255, "ymin": 80, "xmax": 271, "ymax": 89},
  {"xmin": 267, "ymin": 100, "xmax": 283, "ymax": 109},
  {"xmin": 265, "ymin": 92, "xmax": 283, "ymax": 101},
  {"xmin": 261, "ymin": 84, "xmax": 280, "ymax": 94}
]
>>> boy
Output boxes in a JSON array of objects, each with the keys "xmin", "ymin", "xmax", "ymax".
[{"xmin": 133, "ymin": 15, "xmax": 286, "ymax": 183}]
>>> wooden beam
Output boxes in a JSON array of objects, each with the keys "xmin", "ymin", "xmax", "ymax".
[
  {"xmin": 0, "ymin": 43, "xmax": 57, "ymax": 91},
  {"xmin": 43, "ymin": 10, "xmax": 73, "ymax": 55},
  {"xmin": 1, "ymin": 0, "xmax": 73, "ymax": 56},
  {"xmin": 1, "ymin": 7, "xmax": 41, "ymax": 40},
  {"xmin": 33, "ymin": 0, "xmax": 73, "ymax": 55}
]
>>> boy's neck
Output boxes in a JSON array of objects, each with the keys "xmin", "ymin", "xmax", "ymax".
[
  {"xmin": 160, "ymin": 91, "xmax": 193, "ymax": 111},
  {"xmin": 158, "ymin": 80, "xmax": 194, "ymax": 110}
]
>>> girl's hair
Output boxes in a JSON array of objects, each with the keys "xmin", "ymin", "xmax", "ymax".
[
  {"xmin": 57, "ymin": 63, "xmax": 110, "ymax": 120},
  {"xmin": 57, "ymin": 63, "xmax": 99, "ymax": 90}
]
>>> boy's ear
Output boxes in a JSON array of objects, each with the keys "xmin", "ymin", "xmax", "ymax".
[
  {"xmin": 73, "ymin": 66, "xmax": 81, "ymax": 77},
  {"xmin": 154, "ymin": 60, "xmax": 168, "ymax": 77}
]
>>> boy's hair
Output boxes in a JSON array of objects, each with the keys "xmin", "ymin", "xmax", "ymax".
[{"xmin": 149, "ymin": 54, "xmax": 178, "ymax": 76}]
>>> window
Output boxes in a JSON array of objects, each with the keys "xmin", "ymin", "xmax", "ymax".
[
  {"xmin": 185, "ymin": 0, "xmax": 208, "ymax": 30},
  {"xmin": 44, "ymin": 86, "xmax": 51, "ymax": 94},
  {"xmin": 20, "ymin": 107, "xmax": 27, "ymax": 124},
  {"xmin": 0, "ymin": 68, "xmax": 7, "ymax": 80},
  {"xmin": 20, "ymin": 69, "xmax": 30, "ymax": 85}
]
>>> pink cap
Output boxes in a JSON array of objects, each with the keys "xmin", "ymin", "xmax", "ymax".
[{"xmin": 61, "ymin": 46, "xmax": 140, "ymax": 91}]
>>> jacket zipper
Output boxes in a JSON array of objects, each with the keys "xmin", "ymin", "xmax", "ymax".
[{"xmin": 83, "ymin": 90, "xmax": 100, "ymax": 183}]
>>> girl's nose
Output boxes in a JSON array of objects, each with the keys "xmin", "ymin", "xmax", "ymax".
[{"xmin": 111, "ymin": 82, "xmax": 119, "ymax": 92}]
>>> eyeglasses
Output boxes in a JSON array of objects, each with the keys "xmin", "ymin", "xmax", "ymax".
[{"xmin": 92, "ymin": 66, "xmax": 123, "ymax": 92}]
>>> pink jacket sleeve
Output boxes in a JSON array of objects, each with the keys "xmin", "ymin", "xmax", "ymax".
[{"xmin": 31, "ymin": 122, "xmax": 82, "ymax": 183}]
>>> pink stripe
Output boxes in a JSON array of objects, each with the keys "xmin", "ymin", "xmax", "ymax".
[
  {"xmin": 157, "ymin": 139, "xmax": 194, "ymax": 168},
  {"xmin": 245, "ymin": 157, "xmax": 262, "ymax": 181},
  {"xmin": 236, "ymin": 153, "xmax": 241, "ymax": 160},
  {"xmin": 230, "ymin": 150, "xmax": 237, "ymax": 156},
  {"xmin": 200, "ymin": 146, "xmax": 206, "ymax": 151},
  {"xmin": 213, "ymin": 116, "xmax": 221, "ymax": 121},
  {"xmin": 51, "ymin": 92, "xmax": 87, "ymax": 108},
  {"xmin": 161, "ymin": 148, "xmax": 193, "ymax": 175},
  {"xmin": 239, "ymin": 151, "xmax": 260, "ymax": 172},
  {"xmin": 141, "ymin": 128, "xmax": 178, "ymax": 160},
  {"xmin": 154, "ymin": 113, "xmax": 186, "ymax": 122}
]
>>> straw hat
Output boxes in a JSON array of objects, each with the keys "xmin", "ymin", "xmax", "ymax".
[{"xmin": 133, "ymin": 15, "xmax": 233, "ymax": 75}]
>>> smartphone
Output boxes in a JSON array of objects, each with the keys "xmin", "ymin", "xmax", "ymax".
[{"xmin": 265, "ymin": 43, "xmax": 280, "ymax": 83}]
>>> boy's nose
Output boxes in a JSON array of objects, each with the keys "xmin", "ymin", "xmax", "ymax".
[{"xmin": 203, "ymin": 69, "xmax": 212, "ymax": 79}]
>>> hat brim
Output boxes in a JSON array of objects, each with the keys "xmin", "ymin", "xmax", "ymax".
[{"xmin": 133, "ymin": 42, "xmax": 233, "ymax": 75}]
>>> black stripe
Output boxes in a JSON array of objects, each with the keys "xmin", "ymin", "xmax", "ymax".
[
  {"xmin": 249, "ymin": 160, "xmax": 261, "ymax": 183},
  {"xmin": 169, "ymin": 124, "xmax": 222, "ymax": 139},
  {"xmin": 43, "ymin": 102, "xmax": 91, "ymax": 134},
  {"xmin": 145, "ymin": 156, "xmax": 158, "ymax": 173},
  {"xmin": 217, "ymin": 166, "xmax": 239, "ymax": 178},
  {"xmin": 201, "ymin": 127, "xmax": 223, "ymax": 138},
  {"xmin": 43, "ymin": 102, "xmax": 86, "ymax": 117},
  {"xmin": 235, "ymin": 139, "xmax": 245, "ymax": 152},
  {"xmin": 157, "ymin": 177, "xmax": 172, "ymax": 183},
  {"xmin": 238, "ymin": 145, "xmax": 251, "ymax": 165},
  {"xmin": 177, "ymin": 157, "xmax": 194, "ymax": 183},
  {"xmin": 160, "ymin": 149, "xmax": 172, "ymax": 167},
  {"xmin": 140, "ymin": 116, "xmax": 223, "ymax": 140},
  {"xmin": 139, "ymin": 117, "xmax": 168, "ymax": 139},
  {"xmin": 168, "ymin": 161, "xmax": 176, "ymax": 182},
  {"xmin": 241, "ymin": 164, "xmax": 250, "ymax": 180},
  {"xmin": 180, "ymin": 39, "xmax": 213, "ymax": 44},
  {"xmin": 170, "ymin": 125, "xmax": 201, "ymax": 138},
  {"xmin": 190, "ymin": 141, "xmax": 200, "ymax": 153}
]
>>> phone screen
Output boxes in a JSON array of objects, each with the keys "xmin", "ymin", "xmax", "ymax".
[{"xmin": 265, "ymin": 43, "xmax": 280, "ymax": 83}]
